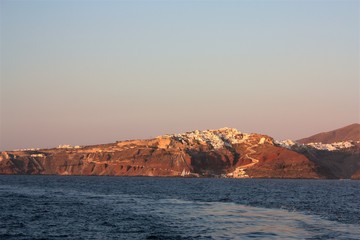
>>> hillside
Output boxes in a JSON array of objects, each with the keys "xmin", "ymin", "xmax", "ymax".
[
  {"xmin": 277, "ymin": 123, "xmax": 360, "ymax": 179},
  {"xmin": 0, "ymin": 128, "xmax": 328, "ymax": 179},
  {"xmin": 297, "ymin": 123, "xmax": 360, "ymax": 144}
]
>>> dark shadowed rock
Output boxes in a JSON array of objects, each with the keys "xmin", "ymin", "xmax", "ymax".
[{"xmin": 351, "ymin": 169, "xmax": 360, "ymax": 180}]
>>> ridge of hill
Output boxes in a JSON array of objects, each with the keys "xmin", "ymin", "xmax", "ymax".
[{"xmin": 297, "ymin": 123, "xmax": 360, "ymax": 144}]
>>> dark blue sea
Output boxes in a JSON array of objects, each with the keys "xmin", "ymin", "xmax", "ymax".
[{"xmin": 0, "ymin": 176, "xmax": 359, "ymax": 239}]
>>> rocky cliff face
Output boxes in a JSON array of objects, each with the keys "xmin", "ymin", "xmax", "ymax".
[
  {"xmin": 287, "ymin": 142, "xmax": 360, "ymax": 179},
  {"xmin": 0, "ymin": 128, "xmax": 328, "ymax": 178},
  {"xmin": 279, "ymin": 124, "xmax": 360, "ymax": 179}
]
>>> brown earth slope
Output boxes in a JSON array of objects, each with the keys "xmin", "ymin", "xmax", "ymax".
[
  {"xmin": 297, "ymin": 123, "xmax": 360, "ymax": 144},
  {"xmin": 0, "ymin": 128, "xmax": 328, "ymax": 179}
]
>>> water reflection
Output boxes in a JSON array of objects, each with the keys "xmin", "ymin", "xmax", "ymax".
[{"xmin": 146, "ymin": 199, "xmax": 360, "ymax": 239}]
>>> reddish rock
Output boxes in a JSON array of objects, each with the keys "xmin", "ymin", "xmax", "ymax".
[{"xmin": 0, "ymin": 128, "xmax": 350, "ymax": 178}]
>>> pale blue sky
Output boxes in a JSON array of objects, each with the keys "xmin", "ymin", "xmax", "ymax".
[{"xmin": 1, "ymin": 0, "xmax": 359, "ymax": 150}]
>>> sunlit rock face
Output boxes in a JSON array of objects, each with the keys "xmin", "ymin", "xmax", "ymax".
[{"xmin": 0, "ymin": 127, "xmax": 358, "ymax": 179}]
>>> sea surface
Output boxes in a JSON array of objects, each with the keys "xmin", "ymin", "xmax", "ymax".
[{"xmin": 0, "ymin": 176, "xmax": 359, "ymax": 240}]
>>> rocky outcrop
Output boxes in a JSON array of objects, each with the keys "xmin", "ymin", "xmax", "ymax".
[{"xmin": 1, "ymin": 127, "xmax": 357, "ymax": 179}]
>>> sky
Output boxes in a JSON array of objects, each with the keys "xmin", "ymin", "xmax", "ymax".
[{"xmin": 0, "ymin": 0, "xmax": 359, "ymax": 150}]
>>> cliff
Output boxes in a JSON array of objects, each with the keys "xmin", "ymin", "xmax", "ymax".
[
  {"xmin": 288, "ymin": 143, "xmax": 360, "ymax": 179},
  {"xmin": 279, "ymin": 123, "xmax": 360, "ymax": 179},
  {"xmin": 0, "ymin": 128, "xmax": 328, "ymax": 179}
]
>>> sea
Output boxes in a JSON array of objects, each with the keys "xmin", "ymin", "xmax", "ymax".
[{"xmin": 0, "ymin": 176, "xmax": 359, "ymax": 240}]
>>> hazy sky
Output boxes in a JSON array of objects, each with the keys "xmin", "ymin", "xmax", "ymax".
[{"xmin": 1, "ymin": 0, "xmax": 359, "ymax": 150}]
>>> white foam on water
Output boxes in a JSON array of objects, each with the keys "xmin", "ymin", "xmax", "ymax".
[{"xmin": 149, "ymin": 198, "xmax": 360, "ymax": 239}]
